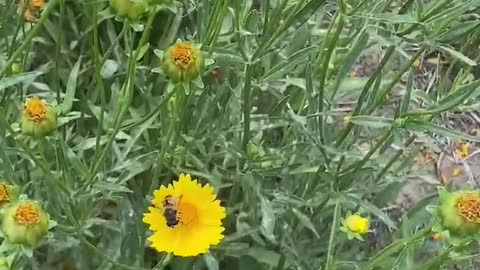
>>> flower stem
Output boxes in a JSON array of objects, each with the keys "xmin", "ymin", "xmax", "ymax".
[
  {"xmin": 323, "ymin": 200, "xmax": 341, "ymax": 270},
  {"xmin": 361, "ymin": 226, "xmax": 432, "ymax": 270},
  {"xmin": 242, "ymin": 64, "xmax": 253, "ymax": 153},
  {"xmin": 155, "ymin": 254, "xmax": 173, "ymax": 270}
]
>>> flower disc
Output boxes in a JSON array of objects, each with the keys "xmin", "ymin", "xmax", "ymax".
[{"xmin": 143, "ymin": 174, "xmax": 226, "ymax": 257}]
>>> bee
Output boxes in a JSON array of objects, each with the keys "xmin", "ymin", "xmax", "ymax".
[{"xmin": 163, "ymin": 195, "xmax": 182, "ymax": 228}]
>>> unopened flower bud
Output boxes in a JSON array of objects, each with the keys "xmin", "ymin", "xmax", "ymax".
[
  {"xmin": 162, "ymin": 41, "xmax": 204, "ymax": 82},
  {"xmin": 1, "ymin": 201, "xmax": 49, "ymax": 247},
  {"xmin": 110, "ymin": 0, "xmax": 148, "ymax": 20},
  {"xmin": 20, "ymin": 96, "xmax": 57, "ymax": 137},
  {"xmin": 438, "ymin": 189, "xmax": 480, "ymax": 236},
  {"xmin": 0, "ymin": 182, "xmax": 19, "ymax": 207}
]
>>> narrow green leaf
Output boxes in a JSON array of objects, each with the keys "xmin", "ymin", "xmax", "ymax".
[
  {"xmin": 0, "ymin": 71, "xmax": 43, "ymax": 91},
  {"xmin": 436, "ymin": 45, "xmax": 477, "ymax": 66},
  {"xmin": 270, "ymin": 95, "xmax": 290, "ymax": 117},
  {"xmin": 203, "ymin": 252, "xmax": 220, "ymax": 270},
  {"xmin": 291, "ymin": 208, "xmax": 320, "ymax": 239},
  {"xmin": 350, "ymin": 116, "xmax": 393, "ymax": 128},
  {"xmin": 60, "ymin": 58, "xmax": 81, "ymax": 114},
  {"xmin": 407, "ymin": 80, "xmax": 480, "ymax": 116},
  {"xmin": 438, "ymin": 21, "xmax": 480, "ymax": 42},
  {"xmin": 404, "ymin": 119, "xmax": 480, "ymax": 142},
  {"xmin": 357, "ymin": 13, "xmax": 420, "ymax": 24},
  {"xmin": 400, "ymin": 69, "xmax": 414, "ymax": 115},
  {"xmin": 331, "ymin": 31, "xmax": 369, "ymax": 100},
  {"xmin": 261, "ymin": 46, "xmax": 317, "ymax": 82}
]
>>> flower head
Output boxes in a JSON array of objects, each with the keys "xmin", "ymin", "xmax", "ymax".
[
  {"xmin": 341, "ymin": 212, "xmax": 369, "ymax": 240},
  {"xmin": 1, "ymin": 200, "xmax": 49, "ymax": 247},
  {"xmin": 110, "ymin": 0, "xmax": 148, "ymax": 20},
  {"xmin": 20, "ymin": 96, "xmax": 57, "ymax": 137},
  {"xmin": 162, "ymin": 42, "xmax": 204, "ymax": 82},
  {"xmin": 428, "ymin": 188, "xmax": 480, "ymax": 244},
  {"xmin": 0, "ymin": 182, "xmax": 19, "ymax": 207},
  {"xmin": 21, "ymin": 0, "xmax": 46, "ymax": 22},
  {"xmin": 143, "ymin": 174, "xmax": 226, "ymax": 257}
]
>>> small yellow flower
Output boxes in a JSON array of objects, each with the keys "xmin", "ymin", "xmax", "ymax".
[
  {"xmin": 413, "ymin": 59, "xmax": 422, "ymax": 69},
  {"xmin": 143, "ymin": 174, "xmax": 226, "ymax": 257},
  {"xmin": 345, "ymin": 214, "xmax": 369, "ymax": 234},
  {"xmin": 1, "ymin": 200, "xmax": 49, "ymax": 247},
  {"xmin": 20, "ymin": 96, "xmax": 57, "ymax": 137},
  {"xmin": 162, "ymin": 42, "xmax": 204, "ymax": 82},
  {"xmin": 432, "ymin": 232, "xmax": 442, "ymax": 241},
  {"xmin": 455, "ymin": 141, "xmax": 470, "ymax": 159},
  {"xmin": 343, "ymin": 114, "xmax": 351, "ymax": 124},
  {"xmin": 21, "ymin": 0, "xmax": 46, "ymax": 22},
  {"xmin": 453, "ymin": 167, "xmax": 462, "ymax": 177},
  {"xmin": 341, "ymin": 212, "xmax": 369, "ymax": 241}
]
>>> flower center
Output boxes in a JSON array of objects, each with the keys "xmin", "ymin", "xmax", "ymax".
[
  {"xmin": 24, "ymin": 97, "xmax": 47, "ymax": 122},
  {"xmin": 178, "ymin": 202, "xmax": 199, "ymax": 228},
  {"xmin": 15, "ymin": 203, "xmax": 40, "ymax": 225},
  {"xmin": 0, "ymin": 184, "xmax": 9, "ymax": 203},
  {"xmin": 172, "ymin": 44, "xmax": 194, "ymax": 70},
  {"xmin": 456, "ymin": 192, "xmax": 480, "ymax": 222}
]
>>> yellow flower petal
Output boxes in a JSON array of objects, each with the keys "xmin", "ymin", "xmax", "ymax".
[{"xmin": 143, "ymin": 174, "xmax": 226, "ymax": 257}]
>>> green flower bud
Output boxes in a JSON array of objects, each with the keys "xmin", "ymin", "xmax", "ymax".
[
  {"xmin": 162, "ymin": 41, "xmax": 204, "ymax": 82},
  {"xmin": 127, "ymin": 0, "xmax": 148, "ymax": 20},
  {"xmin": 110, "ymin": 0, "xmax": 148, "ymax": 20},
  {"xmin": 438, "ymin": 189, "xmax": 480, "ymax": 236},
  {"xmin": 0, "ymin": 182, "xmax": 19, "ymax": 207},
  {"xmin": 0, "ymin": 258, "xmax": 9, "ymax": 270},
  {"xmin": 1, "ymin": 201, "xmax": 49, "ymax": 247},
  {"xmin": 10, "ymin": 63, "xmax": 23, "ymax": 75},
  {"xmin": 20, "ymin": 96, "xmax": 57, "ymax": 137}
]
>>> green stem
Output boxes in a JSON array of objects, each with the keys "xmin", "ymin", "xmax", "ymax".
[
  {"xmin": 0, "ymin": 0, "xmax": 61, "ymax": 78},
  {"xmin": 78, "ymin": 232, "xmax": 150, "ymax": 270},
  {"xmin": 316, "ymin": 13, "xmax": 345, "ymax": 143},
  {"xmin": 86, "ymin": 10, "xmax": 157, "ymax": 185},
  {"xmin": 374, "ymin": 136, "xmax": 416, "ymax": 183},
  {"xmin": 361, "ymin": 226, "xmax": 432, "ymax": 270},
  {"xmin": 155, "ymin": 254, "xmax": 173, "ymax": 270},
  {"xmin": 92, "ymin": 2, "xmax": 107, "ymax": 157},
  {"xmin": 342, "ymin": 130, "xmax": 393, "ymax": 173},
  {"xmin": 242, "ymin": 64, "xmax": 253, "ymax": 153},
  {"xmin": 324, "ymin": 200, "xmax": 341, "ymax": 270},
  {"xmin": 335, "ymin": 45, "xmax": 396, "ymax": 147}
]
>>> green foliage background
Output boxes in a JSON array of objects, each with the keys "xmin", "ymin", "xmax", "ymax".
[{"xmin": 1, "ymin": 0, "xmax": 480, "ymax": 269}]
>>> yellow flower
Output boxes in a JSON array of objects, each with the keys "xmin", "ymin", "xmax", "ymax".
[
  {"xmin": 21, "ymin": 0, "xmax": 46, "ymax": 22},
  {"xmin": 345, "ymin": 214, "xmax": 369, "ymax": 234},
  {"xmin": 143, "ymin": 174, "xmax": 226, "ymax": 257},
  {"xmin": 20, "ymin": 96, "xmax": 57, "ymax": 137},
  {"xmin": 1, "ymin": 200, "xmax": 49, "ymax": 247},
  {"xmin": 455, "ymin": 141, "xmax": 470, "ymax": 159},
  {"xmin": 162, "ymin": 42, "xmax": 204, "ymax": 82},
  {"xmin": 453, "ymin": 167, "xmax": 462, "ymax": 177},
  {"xmin": 432, "ymin": 232, "xmax": 442, "ymax": 241}
]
